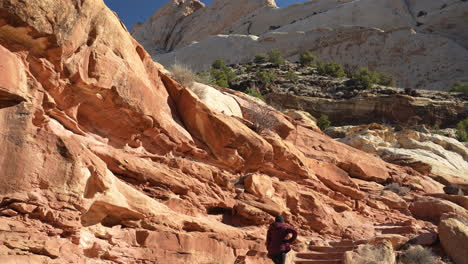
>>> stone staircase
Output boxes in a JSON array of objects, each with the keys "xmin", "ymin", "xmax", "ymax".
[
  {"xmin": 374, "ymin": 223, "xmax": 417, "ymax": 235},
  {"xmin": 294, "ymin": 223, "xmax": 416, "ymax": 264},
  {"xmin": 294, "ymin": 240, "xmax": 365, "ymax": 264}
]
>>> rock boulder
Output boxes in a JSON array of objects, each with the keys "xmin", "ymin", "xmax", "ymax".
[{"xmin": 439, "ymin": 218, "xmax": 468, "ymax": 264}]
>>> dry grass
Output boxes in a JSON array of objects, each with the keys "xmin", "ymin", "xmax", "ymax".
[
  {"xmin": 169, "ymin": 63, "xmax": 196, "ymax": 88},
  {"xmin": 244, "ymin": 102, "xmax": 279, "ymax": 133},
  {"xmin": 169, "ymin": 63, "xmax": 211, "ymax": 100},
  {"xmin": 190, "ymin": 83, "xmax": 209, "ymax": 100},
  {"xmin": 399, "ymin": 245, "xmax": 438, "ymax": 264},
  {"xmin": 384, "ymin": 183, "xmax": 410, "ymax": 196}
]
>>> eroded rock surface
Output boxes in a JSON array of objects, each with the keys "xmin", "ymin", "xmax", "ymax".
[
  {"xmin": 267, "ymin": 92, "xmax": 468, "ymax": 128},
  {"xmin": 343, "ymin": 241, "xmax": 396, "ymax": 264},
  {"xmin": 134, "ymin": 0, "xmax": 468, "ymax": 90},
  {"xmin": 326, "ymin": 124, "xmax": 468, "ymax": 191},
  {"xmin": 132, "ymin": 0, "xmax": 276, "ymax": 52},
  {"xmin": 439, "ymin": 217, "xmax": 468, "ymax": 264}
]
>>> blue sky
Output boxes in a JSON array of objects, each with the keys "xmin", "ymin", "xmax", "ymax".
[{"xmin": 104, "ymin": 0, "xmax": 307, "ymax": 30}]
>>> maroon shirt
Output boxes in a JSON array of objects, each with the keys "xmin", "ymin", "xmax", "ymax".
[{"xmin": 266, "ymin": 222, "xmax": 298, "ymax": 256}]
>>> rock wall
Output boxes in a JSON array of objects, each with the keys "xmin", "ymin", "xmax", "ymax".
[
  {"xmin": 0, "ymin": 0, "xmax": 465, "ymax": 263},
  {"xmin": 134, "ymin": 0, "xmax": 468, "ymax": 90},
  {"xmin": 266, "ymin": 93, "xmax": 468, "ymax": 127},
  {"xmin": 407, "ymin": 0, "xmax": 468, "ymax": 49},
  {"xmin": 132, "ymin": 0, "xmax": 277, "ymax": 53},
  {"xmin": 325, "ymin": 124, "xmax": 468, "ymax": 192}
]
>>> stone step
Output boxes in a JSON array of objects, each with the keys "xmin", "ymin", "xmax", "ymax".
[
  {"xmin": 295, "ymin": 259, "xmax": 342, "ymax": 264},
  {"xmin": 328, "ymin": 239, "xmax": 366, "ymax": 246},
  {"xmin": 308, "ymin": 245, "xmax": 355, "ymax": 253},
  {"xmin": 375, "ymin": 225, "xmax": 415, "ymax": 234},
  {"xmin": 296, "ymin": 252, "xmax": 344, "ymax": 260},
  {"xmin": 328, "ymin": 240, "xmax": 355, "ymax": 246}
]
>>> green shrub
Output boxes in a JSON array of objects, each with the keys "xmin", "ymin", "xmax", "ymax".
[
  {"xmin": 210, "ymin": 69, "xmax": 227, "ymax": 87},
  {"xmin": 209, "ymin": 59, "xmax": 236, "ymax": 87},
  {"xmin": 268, "ymin": 49, "xmax": 285, "ymax": 67},
  {"xmin": 212, "ymin": 58, "xmax": 226, "ymax": 70},
  {"xmin": 352, "ymin": 68, "xmax": 396, "ymax": 88},
  {"xmin": 254, "ymin": 53, "xmax": 268, "ymax": 64},
  {"xmin": 244, "ymin": 87, "xmax": 264, "ymax": 101},
  {"xmin": 286, "ymin": 70, "xmax": 299, "ymax": 84},
  {"xmin": 431, "ymin": 124, "xmax": 445, "ymax": 136},
  {"xmin": 456, "ymin": 118, "xmax": 468, "ymax": 142},
  {"xmin": 317, "ymin": 115, "xmax": 331, "ymax": 131},
  {"xmin": 399, "ymin": 246, "xmax": 438, "ymax": 264},
  {"xmin": 375, "ymin": 72, "xmax": 396, "ymax": 87},
  {"xmin": 449, "ymin": 82, "xmax": 468, "ymax": 96},
  {"xmin": 299, "ymin": 51, "xmax": 316, "ymax": 67},
  {"xmin": 255, "ymin": 69, "xmax": 276, "ymax": 87},
  {"xmin": 352, "ymin": 68, "xmax": 378, "ymax": 89},
  {"xmin": 316, "ymin": 62, "xmax": 345, "ymax": 78},
  {"xmin": 344, "ymin": 64, "xmax": 358, "ymax": 78},
  {"xmin": 195, "ymin": 71, "xmax": 213, "ymax": 85}
]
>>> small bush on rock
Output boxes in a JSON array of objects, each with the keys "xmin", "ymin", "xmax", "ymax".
[
  {"xmin": 399, "ymin": 245, "xmax": 438, "ymax": 264},
  {"xmin": 256, "ymin": 69, "xmax": 276, "ymax": 87},
  {"xmin": 299, "ymin": 51, "xmax": 316, "ymax": 67},
  {"xmin": 195, "ymin": 71, "xmax": 213, "ymax": 85},
  {"xmin": 212, "ymin": 58, "xmax": 226, "ymax": 70},
  {"xmin": 210, "ymin": 59, "xmax": 236, "ymax": 87},
  {"xmin": 190, "ymin": 84, "xmax": 208, "ymax": 100},
  {"xmin": 254, "ymin": 53, "xmax": 268, "ymax": 64},
  {"xmin": 431, "ymin": 124, "xmax": 444, "ymax": 136},
  {"xmin": 456, "ymin": 118, "xmax": 468, "ymax": 142},
  {"xmin": 375, "ymin": 72, "xmax": 396, "ymax": 87},
  {"xmin": 169, "ymin": 63, "xmax": 196, "ymax": 88},
  {"xmin": 352, "ymin": 68, "xmax": 396, "ymax": 89},
  {"xmin": 353, "ymin": 68, "xmax": 378, "ymax": 89},
  {"xmin": 246, "ymin": 103, "xmax": 278, "ymax": 133},
  {"xmin": 317, "ymin": 115, "xmax": 331, "ymax": 131},
  {"xmin": 244, "ymin": 87, "xmax": 264, "ymax": 101},
  {"xmin": 344, "ymin": 64, "xmax": 359, "ymax": 78},
  {"xmin": 268, "ymin": 49, "xmax": 285, "ymax": 67},
  {"xmin": 316, "ymin": 62, "xmax": 345, "ymax": 78},
  {"xmin": 449, "ymin": 82, "xmax": 468, "ymax": 96},
  {"xmin": 286, "ymin": 70, "xmax": 299, "ymax": 84},
  {"xmin": 384, "ymin": 183, "xmax": 410, "ymax": 196},
  {"xmin": 210, "ymin": 69, "xmax": 228, "ymax": 87}
]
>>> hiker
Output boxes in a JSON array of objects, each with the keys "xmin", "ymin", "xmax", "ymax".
[{"xmin": 266, "ymin": 216, "xmax": 298, "ymax": 264}]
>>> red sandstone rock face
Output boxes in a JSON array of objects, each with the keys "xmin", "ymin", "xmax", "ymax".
[{"xmin": 0, "ymin": 1, "xmax": 462, "ymax": 263}]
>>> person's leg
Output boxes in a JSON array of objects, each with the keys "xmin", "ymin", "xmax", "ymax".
[
  {"xmin": 269, "ymin": 255, "xmax": 278, "ymax": 264},
  {"xmin": 271, "ymin": 254, "xmax": 281, "ymax": 264},
  {"xmin": 279, "ymin": 252, "xmax": 286, "ymax": 264}
]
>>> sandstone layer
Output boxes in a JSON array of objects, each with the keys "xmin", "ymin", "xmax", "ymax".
[
  {"xmin": 0, "ymin": 0, "xmax": 465, "ymax": 263},
  {"xmin": 266, "ymin": 93, "xmax": 468, "ymax": 128},
  {"xmin": 325, "ymin": 124, "xmax": 468, "ymax": 192},
  {"xmin": 132, "ymin": 0, "xmax": 276, "ymax": 53},
  {"xmin": 439, "ymin": 217, "xmax": 468, "ymax": 264}
]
